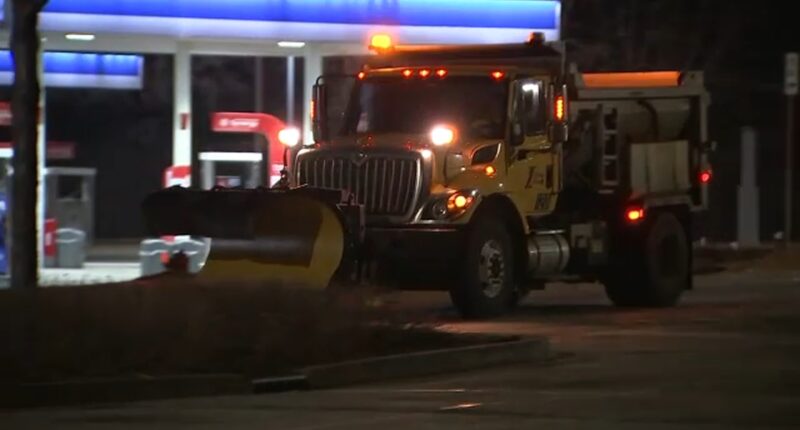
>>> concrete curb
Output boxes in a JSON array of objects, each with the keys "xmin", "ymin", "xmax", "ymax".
[
  {"xmin": 296, "ymin": 337, "xmax": 550, "ymax": 389},
  {"xmin": 0, "ymin": 374, "xmax": 249, "ymax": 409},
  {"xmin": 3, "ymin": 338, "xmax": 550, "ymax": 408}
]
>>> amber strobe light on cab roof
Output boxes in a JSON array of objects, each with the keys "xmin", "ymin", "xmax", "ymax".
[{"xmin": 369, "ymin": 34, "xmax": 393, "ymax": 51}]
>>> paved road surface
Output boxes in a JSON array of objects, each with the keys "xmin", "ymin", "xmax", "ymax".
[{"xmin": 3, "ymin": 269, "xmax": 800, "ymax": 429}]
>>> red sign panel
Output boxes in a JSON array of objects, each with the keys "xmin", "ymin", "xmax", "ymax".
[
  {"xmin": 210, "ymin": 112, "xmax": 291, "ymax": 186},
  {"xmin": 0, "ymin": 102, "xmax": 11, "ymax": 126}
]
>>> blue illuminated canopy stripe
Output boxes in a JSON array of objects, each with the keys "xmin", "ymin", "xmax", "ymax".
[
  {"xmin": 0, "ymin": 51, "xmax": 143, "ymax": 89},
  {"xmin": 43, "ymin": 0, "xmax": 560, "ymax": 29},
  {"xmin": 0, "ymin": 51, "xmax": 142, "ymax": 77}
]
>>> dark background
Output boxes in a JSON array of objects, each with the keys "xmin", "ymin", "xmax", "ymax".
[{"xmin": 5, "ymin": 1, "xmax": 799, "ymax": 240}]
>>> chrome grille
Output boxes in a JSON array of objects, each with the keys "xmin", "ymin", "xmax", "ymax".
[{"xmin": 296, "ymin": 152, "xmax": 421, "ymax": 217}]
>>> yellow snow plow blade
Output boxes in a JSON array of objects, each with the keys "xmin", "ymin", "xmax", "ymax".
[{"xmin": 142, "ymin": 188, "xmax": 358, "ymax": 289}]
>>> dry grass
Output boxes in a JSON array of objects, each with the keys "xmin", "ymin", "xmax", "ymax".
[{"xmin": 0, "ymin": 277, "xmax": 471, "ymax": 384}]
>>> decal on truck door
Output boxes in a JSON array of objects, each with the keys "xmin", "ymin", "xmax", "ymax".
[{"xmin": 525, "ymin": 166, "xmax": 545, "ymax": 189}]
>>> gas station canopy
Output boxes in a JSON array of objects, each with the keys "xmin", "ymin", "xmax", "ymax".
[{"xmin": 33, "ymin": 0, "xmax": 561, "ymax": 46}]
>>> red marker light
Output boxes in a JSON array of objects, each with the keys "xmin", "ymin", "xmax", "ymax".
[
  {"xmin": 357, "ymin": 71, "xmax": 366, "ymax": 80},
  {"xmin": 491, "ymin": 71, "xmax": 505, "ymax": 80},
  {"xmin": 626, "ymin": 208, "xmax": 645, "ymax": 223},
  {"xmin": 700, "ymin": 170, "xmax": 712, "ymax": 184},
  {"xmin": 402, "ymin": 69, "xmax": 413, "ymax": 78},
  {"xmin": 419, "ymin": 69, "xmax": 431, "ymax": 78},
  {"xmin": 436, "ymin": 68, "xmax": 448, "ymax": 77}
]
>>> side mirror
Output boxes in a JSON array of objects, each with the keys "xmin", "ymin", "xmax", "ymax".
[{"xmin": 311, "ymin": 82, "xmax": 329, "ymax": 143}]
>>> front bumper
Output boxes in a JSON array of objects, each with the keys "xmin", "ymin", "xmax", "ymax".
[{"xmin": 363, "ymin": 226, "xmax": 467, "ymax": 290}]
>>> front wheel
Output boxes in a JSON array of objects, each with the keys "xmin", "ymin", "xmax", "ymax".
[
  {"xmin": 450, "ymin": 215, "xmax": 517, "ymax": 318},
  {"xmin": 604, "ymin": 211, "xmax": 690, "ymax": 307}
]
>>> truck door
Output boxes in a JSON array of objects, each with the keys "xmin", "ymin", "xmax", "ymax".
[{"xmin": 506, "ymin": 79, "xmax": 560, "ymax": 216}]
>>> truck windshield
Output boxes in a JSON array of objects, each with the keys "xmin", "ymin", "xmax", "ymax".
[{"xmin": 341, "ymin": 76, "xmax": 508, "ymax": 140}]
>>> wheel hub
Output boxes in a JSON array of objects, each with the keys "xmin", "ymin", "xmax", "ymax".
[{"xmin": 478, "ymin": 240, "xmax": 505, "ymax": 298}]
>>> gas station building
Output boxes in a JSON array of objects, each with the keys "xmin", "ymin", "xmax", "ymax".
[{"xmin": 0, "ymin": 0, "xmax": 560, "ymax": 277}]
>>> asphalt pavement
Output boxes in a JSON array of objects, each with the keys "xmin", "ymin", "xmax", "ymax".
[{"xmin": 3, "ymin": 268, "xmax": 800, "ymax": 429}]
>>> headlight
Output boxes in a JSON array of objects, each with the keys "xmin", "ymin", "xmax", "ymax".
[
  {"xmin": 430, "ymin": 125, "xmax": 457, "ymax": 146},
  {"xmin": 424, "ymin": 190, "xmax": 478, "ymax": 220},
  {"xmin": 447, "ymin": 192, "xmax": 475, "ymax": 212},
  {"xmin": 278, "ymin": 127, "xmax": 301, "ymax": 147}
]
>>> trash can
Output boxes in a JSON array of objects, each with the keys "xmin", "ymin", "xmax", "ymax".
[
  {"xmin": 139, "ymin": 238, "xmax": 169, "ymax": 277},
  {"xmin": 55, "ymin": 228, "xmax": 87, "ymax": 269}
]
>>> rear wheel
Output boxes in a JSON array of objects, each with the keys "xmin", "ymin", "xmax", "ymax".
[
  {"xmin": 450, "ymin": 215, "xmax": 517, "ymax": 318},
  {"xmin": 604, "ymin": 211, "xmax": 690, "ymax": 307}
]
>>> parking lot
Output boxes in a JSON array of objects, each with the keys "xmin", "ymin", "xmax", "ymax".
[{"xmin": 3, "ymin": 268, "xmax": 800, "ymax": 429}]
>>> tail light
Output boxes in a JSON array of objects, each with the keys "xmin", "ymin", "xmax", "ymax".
[
  {"xmin": 626, "ymin": 207, "xmax": 645, "ymax": 223},
  {"xmin": 699, "ymin": 169, "xmax": 712, "ymax": 184}
]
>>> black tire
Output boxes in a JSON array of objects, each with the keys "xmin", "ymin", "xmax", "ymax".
[
  {"xmin": 450, "ymin": 214, "xmax": 517, "ymax": 318},
  {"xmin": 604, "ymin": 211, "xmax": 690, "ymax": 307}
]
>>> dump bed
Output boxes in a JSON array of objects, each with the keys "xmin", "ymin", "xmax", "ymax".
[{"xmin": 565, "ymin": 70, "xmax": 711, "ymax": 209}]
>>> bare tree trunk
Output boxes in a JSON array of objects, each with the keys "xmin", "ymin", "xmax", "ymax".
[{"xmin": 10, "ymin": 0, "xmax": 47, "ymax": 290}]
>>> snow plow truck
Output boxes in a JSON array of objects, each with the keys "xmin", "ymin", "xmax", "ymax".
[{"xmin": 143, "ymin": 34, "xmax": 713, "ymax": 318}]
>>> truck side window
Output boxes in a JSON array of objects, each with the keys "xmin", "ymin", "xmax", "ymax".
[{"xmin": 519, "ymin": 80, "xmax": 546, "ymax": 136}]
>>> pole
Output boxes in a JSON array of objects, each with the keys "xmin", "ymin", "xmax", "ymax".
[
  {"xmin": 786, "ymin": 96, "xmax": 795, "ymax": 245},
  {"xmin": 253, "ymin": 57, "xmax": 264, "ymax": 187},
  {"xmin": 286, "ymin": 56, "xmax": 295, "ymax": 125},
  {"xmin": 9, "ymin": 0, "xmax": 47, "ymax": 290}
]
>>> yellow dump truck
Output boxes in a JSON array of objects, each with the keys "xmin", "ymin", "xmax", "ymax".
[{"xmin": 144, "ymin": 34, "xmax": 713, "ymax": 318}]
